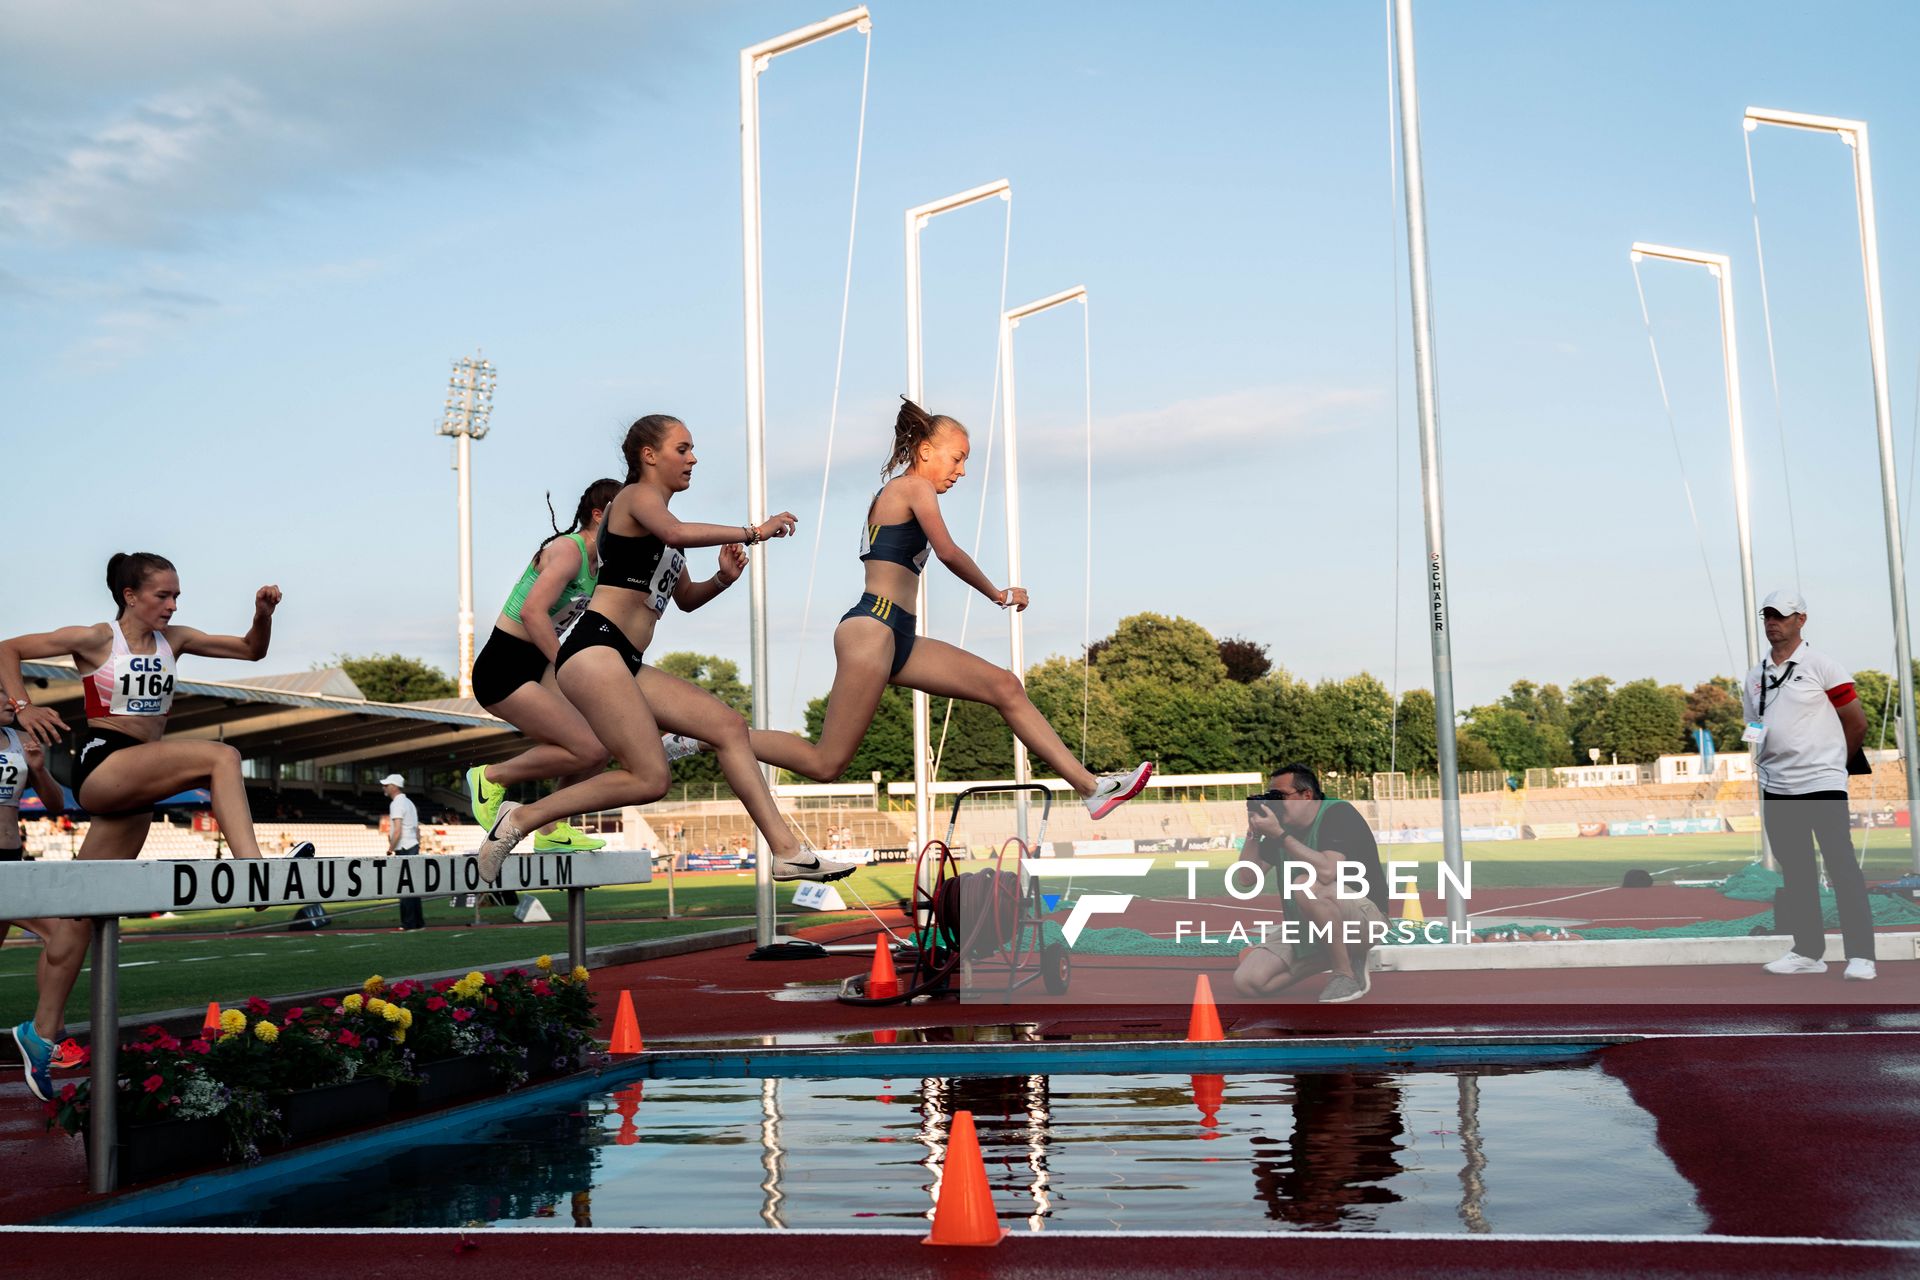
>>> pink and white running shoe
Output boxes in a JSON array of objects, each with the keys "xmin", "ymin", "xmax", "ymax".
[{"xmin": 1084, "ymin": 762, "xmax": 1155, "ymax": 820}]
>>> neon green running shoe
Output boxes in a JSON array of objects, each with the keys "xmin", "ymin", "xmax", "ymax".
[
  {"xmin": 467, "ymin": 765, "xmax": 505, "ymax": 831},
  {"xmin": 534, "ymin": 822, "xmax": 606, "ymax": 852}
]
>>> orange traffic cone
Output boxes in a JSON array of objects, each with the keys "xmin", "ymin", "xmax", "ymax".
[
  {"xmin": 866, "ymin": 937, "xmax": 900, "ymax": 1000},
  {"xmin": 873, "ymin": 1028, "xmax": 899, "ymax": 1045},
  {"xmin": 1186, "ymin": 974, "xmax": 1225, "ymax": 1042},
  {"xmin": 201, "ymin": 1002, "xmax": 221, "ymax": 1038},
  {"xmin": 613, "ymin": 1082, "xmax": 643, "ymax": 1146},
  {"xmin": 923, "ymin": 1110, "xmax": 1007, "ymax": 1246},
  {"xmin": 609, "ymin": 991, "xmax": 643, "ymax": 1055},
  {"xmin": 1192, "ymin": 1073, "xmax": 1224, "ymax": 1133}
]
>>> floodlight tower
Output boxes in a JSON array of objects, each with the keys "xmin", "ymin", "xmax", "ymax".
[{"xmin": 438, "ymin": 354, "xmax": 496, "ymax": 700}]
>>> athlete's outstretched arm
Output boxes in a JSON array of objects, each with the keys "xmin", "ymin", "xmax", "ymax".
[
  {"xmin": 673, "ymin": 544, "xmax": 746, "ymax": 613},
  {"xmin": 0, "ymin": 624, "xmax": 105, "ymax": 744},
  {"xmin": 903, "ymin": 477, "xmax": 1024, "ymax": 610},
  {"xmin": 626, "ymin": 486, "xmax": 796, "ymax": 551},
  {"xmin": 170, "ymin": 585, "xmax": 280, "ymax": 661}
]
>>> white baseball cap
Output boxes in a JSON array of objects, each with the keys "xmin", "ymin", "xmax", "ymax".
[
  {"xmin": 378, "ymin": 773, "xmax": 406, "ymax": 788},
  {"xmin": 1760, "ymin": 589, "xmax": 1807, "ymax": 617}
]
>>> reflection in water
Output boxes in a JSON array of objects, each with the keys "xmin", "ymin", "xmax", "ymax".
[{"xmin": 146, "ymin": 1060, "xmax": 1705, "ymax": 1236}]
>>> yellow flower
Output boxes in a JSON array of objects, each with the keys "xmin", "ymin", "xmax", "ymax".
[
  {"xmin": 571, "ymin": 966, "xmax": 589, "ymax": 983},
  {"xmin": 341, "ymin": 994, "xmax": 364, "ymax": 1013},
  {"xmin": 219, "ymin": 1009, "xmax": 247, "ymax": 1034},
  {"xmin": 465, "ymin": 971, "xmax": 486, "ymax": 987},
  {"xmin": 395, "ymin": 1028, "xmax": 407, "ymax": 1044},
  {"xmin": 399, "ymin": 1007, "xmax": 414, "ymax": 1028},
  {"xmin": 363, "ymin": 974, "xmax": 384, "ymax": 992},
  {"xmin": 535, "ymin": 955, "xmax": 553, "ymax": 972},
  {"xmin": 382, "ymin": 1002, "xmax": 404, "ymax": 1024},
  {"xmin": 253, "ymin": 1021, "xmax": 279, "ymax": 1043},
  {"xmin": 367, "ymin": 997, "xmax": 387, "ymax": 1015}
]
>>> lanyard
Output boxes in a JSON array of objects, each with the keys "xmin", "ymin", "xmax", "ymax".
[{"xmin": 1758, "ymin": 660, "xmax": 1797, "ymax": 718}]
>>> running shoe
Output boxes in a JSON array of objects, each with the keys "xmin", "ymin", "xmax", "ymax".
[
  {"xmin": 11, "ymin": 1022, "xmax": 53, "ymax": 1102},
  {"xmin": 476, "ymin": 801, "xmax": 527, "ymax": 885},
  {"xmin": 1317, "ymin": 973, "xmax": 1368, "ymax": 1004},
  {"xmin": 1845, "ymin": 958, "xmax": 1878, "ymax": 981},
  {"xmin": 48, "ymin": 1038, "xmax": 86, "ymax": 1071},
  {"xmin": 771, "ymin": 850, "xmax": 860, "ymax": 883},
  {"xmin": 534, "ymin": 822, "xmax": 606, "ymax": 852},
  {"xmin": 467, "ymin": 765, "xmax": 505, "ymax": 831},
  {"xmin": 1084, "ymin": 762, "xmax": 1155, "ymax": 820},
  {"xmin": 662, "ymin": 733, "xmax": 704, "ymax": 763},
  {"xmin": 1762, "ymin": 952, "xmax": 1827, "ymax": 975}
]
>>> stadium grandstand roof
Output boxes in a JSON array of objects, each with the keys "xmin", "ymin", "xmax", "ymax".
[{"xmin": 21, "ymin": 661, "xmax": 524, "ymax": 774}]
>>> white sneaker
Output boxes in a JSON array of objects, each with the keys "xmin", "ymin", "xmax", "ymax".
[
  {"xmin": 771, "ymin": 850, "xmax": 859, "ymax": 883},
  {"xmin": 662, "ymin": 733, "xmax": 704, "ymax": 763},
  {"xmin": 1085, "ymin": 762, "xmax": 1155, "ymax": 820},
  {"xmin": 1762, "ymin": 952, "xmax": 1827, "ymax": 975},
  {"xmin": 1844, "ymin": 958, "xmax": 1877, "ymax": 981},
  {"xmin": 476, "ymin": 801, "xmax": 527, "ymax": 885}
]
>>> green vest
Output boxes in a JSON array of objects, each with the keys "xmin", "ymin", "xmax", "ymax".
[{"xmin": 500, "ymin": 533, "xmax": 596, "ymax": 624}]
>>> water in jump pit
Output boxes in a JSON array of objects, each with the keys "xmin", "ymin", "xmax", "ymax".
[{"xmin": 157, "ymin": 1060, "xmax": 1703, "ymax": 1235}]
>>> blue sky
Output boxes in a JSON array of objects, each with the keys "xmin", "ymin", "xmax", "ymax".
[{"xmin": 6, "ymin": 0, "xmax": 1920, "ymax": 730}]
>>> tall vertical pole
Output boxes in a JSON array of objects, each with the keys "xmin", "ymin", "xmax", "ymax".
[
  {"xmin": 1745, "ymin": 108, "xmax": 1920, "ymax": 871},
  {"xmin": 439, "ymin": 355, "xmax": 493, "ymax": 701},
  {"xmin": 455, "ymin": 430, "xmax": 475, "ymax": 699},
  {"xmin": 739, "ymin": 9, "xmax": 873, "ymax": 951},
  {"xmin": 902, "ymin": 179, "xmax": 1011, "ymax": 854},
  {"xmin": 1392, "ymin": 0, "xmax": 1467, "ymax": 934}
]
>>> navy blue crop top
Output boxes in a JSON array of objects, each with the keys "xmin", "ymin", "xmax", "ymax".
[{"xmin": 860, "ymin": 490, "xmax": 932, "ymax": 575}]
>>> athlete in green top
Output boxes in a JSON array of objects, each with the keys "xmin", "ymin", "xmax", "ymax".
[{"xmin": 465, "ymin": 478, "xmax": 621, "ymax": 852}]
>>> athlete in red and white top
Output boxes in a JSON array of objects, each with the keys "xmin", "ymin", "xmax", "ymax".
[{"xmin": 0, "ymin": 552, "xmax": 308, "ymax": 1099}]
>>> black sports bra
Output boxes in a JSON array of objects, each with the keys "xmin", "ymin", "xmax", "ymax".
[{"xmin": 597, "ymin": 525, "xmax": 686, "ymax": 614}]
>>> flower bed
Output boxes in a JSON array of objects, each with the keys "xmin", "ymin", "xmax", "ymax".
[{"xmin": 49, "ymin": 957, "xmax": 599, "ymax": 1180}]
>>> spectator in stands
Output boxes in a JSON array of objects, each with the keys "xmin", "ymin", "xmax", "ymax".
[
  {"xmin": 382, "ymin": 773, "xmax": 425, "ymax": 932},
  {"xmin": 1745, "ymin": 591, "xmax": 1875, "ymax": 981},
  {"xmin": 1232, "ymin": 764, "xmax": 1390, "ymax": 1004}
]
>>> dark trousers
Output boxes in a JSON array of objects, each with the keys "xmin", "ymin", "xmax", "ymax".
[
  {"xmin": 394, "ymin": 844, "xmax": 425, "ymax": 930},
  {"xmin": 1761, "ymin": 790, "xmax": 1873, "ymax": 960}
]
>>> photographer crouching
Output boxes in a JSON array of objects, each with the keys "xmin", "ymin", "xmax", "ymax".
[{"xmin": 1232, "ymin": 764, "xmax": 1390, "ymax": 1004}]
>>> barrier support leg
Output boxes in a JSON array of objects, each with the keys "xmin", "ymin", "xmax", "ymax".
[
  {"xmin": 567, "ymin": 888, "xmax": 587, "ymax": 972},
  {"xmin": 87, "ymin": 916, "xmax": 119, "ymax": 1194}
]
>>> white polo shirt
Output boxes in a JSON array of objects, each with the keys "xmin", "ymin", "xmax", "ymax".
[
  {"xmin": 1741, "ymin": 640, "xmax": 1856, "ymax": 794},
  {"xmin": 389, "ymin": 792, "xmax": 419, "ymax": 847}
]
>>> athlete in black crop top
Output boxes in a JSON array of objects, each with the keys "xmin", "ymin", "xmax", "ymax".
[
  {"xmin": 477, "ymin": 413, "xmax": 860, "ymax": 886},
  {"xmin": 714, "ymin": 397, "xmax": 1155, "ymax": 823}
]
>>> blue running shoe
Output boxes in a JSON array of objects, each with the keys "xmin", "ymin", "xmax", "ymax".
[{"xmin": 12, "ymin": 1022, "xmax": 53, "ymax": 1102}]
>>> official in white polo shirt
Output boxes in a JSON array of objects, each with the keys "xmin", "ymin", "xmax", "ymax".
[
  {"xmin": 381, "ymin": 773, "xmax": 425, "ymax": 932},
  {"xmin": 1741, "ymin": 590, "xmax": 1875, "ymax": 980}
]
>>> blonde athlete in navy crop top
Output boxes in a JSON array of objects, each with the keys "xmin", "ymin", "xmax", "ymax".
[
  {"xmin": 475, "ymin": 414, "xmax": 861, "ymax": 887},
  {"xmin": 463, "ymin": 478, "xmax": 621, "ymax": 854},
  {"xmin": 722, "ymin": 397, "xmax": 1155, "ymax": 822}
]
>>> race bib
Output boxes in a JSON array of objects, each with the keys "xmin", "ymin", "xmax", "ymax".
[
  {"xmin": 111, "ymin": 650, "xmax": 176, "ymax": 716},
  {"xmin": 646, "ymin": 549, "xmax": 686, "ymax": 614},
  {"xmin": 0, "ymin": 733, "xmax": 24, "ymax": 806},
  {"xmin": 1741, "ymin": 721, "xmax": 1766, "ymax": 745},
  {"xmin": 550, "ymin": 594, "xmax": 591, "ymax": 633}
]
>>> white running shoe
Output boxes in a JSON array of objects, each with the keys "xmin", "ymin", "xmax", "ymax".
[
  {"xmin": 771, "ymin": 850, "xmax": 859, "ymax": 883},
  {"xmin": 1844, "ymin": 957, "xmax": 1877, "ymax": 981},
  {"xmin": 662, "ymin": 733, "xmax": 704, "ymax": 763},
  {"xmin": 1085, "ymin": 762, "xmax": 1155, "ymax": 820},
  {"xmin": 476, "ymin": 801, "xmax": 527, "ymax": 885},
  {"xmin": 1762, "ymin": 952, "xmax": 1828, "ymax": 975}
]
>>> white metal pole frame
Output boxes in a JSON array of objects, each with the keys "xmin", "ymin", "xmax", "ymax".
[
  {"xmin": 437, "ymin": 355, "xmax": 495, "ymax": 700},
  {"xmin": 904, "ymin": 178, "xmax": 1012, "ymax": 854},
  {"xmin": 1745, "ymin": 106, "xmax": 1920, "ymax": 872},
  {"xmin": 999, "ymin": 286, "xmax": 1088, "ymax": 845},
  {"xmin": 1629, "ymin": 244, "xmax": 1762, "ymax": 667},
  {"xmin": 739, "ymin": 7, "xmax": 870, "ymax": 949},
  {"xmin": 1391, "ymin": 0, "xmax": 1467, "ymax": 935}
]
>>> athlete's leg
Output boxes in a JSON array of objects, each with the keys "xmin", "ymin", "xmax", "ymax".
[
  {"xmin": 481, "ymin": 673, "xmax": 610, "ymax": 786},
  {"xmin": 18, "ymin": 813, "xmax": 151, "ymax": 1043},
  {"xmin": 78, "ymin": 740, "xmax": 267, "ymax": 859},
  {"xmin": 492, "ymin": 651, "xmax": 674, "ymax": 837},
  {"xmin": 894, "ymin": 637, "xmax": 1099, "ymax": 794},
  {"xmin": 747, "ymin": 619, "xmax": 892, "ymax": 781}
]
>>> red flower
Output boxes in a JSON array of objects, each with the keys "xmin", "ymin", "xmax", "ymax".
[
  {"xmin": 485, "ymin": 999, "xmax": 499, "ymax": 1012},
  {"xmin": 532, "ymin": 981, "xmax": 551, "ymax": 998},
  {"xmin": 336, "ymin": 1030, "xmax": 362, "ymax": 1049},
  {"xmin": 426, "ymin": 997, "xmax": 447, "ymax": 1012},
  {"xmin": 142, "ymin": 1024, "xmax": 166, "ymax": 1038},
  {"xmin": 286, "ymin": 1007, "xmax": 305, "ymax": 1022},
  {"xmin": 58, "ymin": 1084, "xmax": 77, "ymax": 1103},
  {"xmin": 142, "ymin": 1075, "xmax": 164, "ymax": 1094},
  {"xmin": 245, "ymin": 997, "xmax": 271, "ymax": 1017},
  {"xmin": 451, "ymin": 1008, "xmax": 472, "ymax": 1023},
  {"xmin": 155, "ymin": 1034, "xmax": 180, "ymax": 1052},
  {"xmin": 319, "ymin": 997, "xmax": 340, "ymax": 1009},
  {"xmin": 433, "ymin": 978, "xmax": 456, "ymax": 993},
  {"xmin": 504, "ymin": 968, "xmax": 526, "ymax": 979},
  {"xmin": 188, "ymin": 1039, "xmax": 211, "ymax": 1055}
]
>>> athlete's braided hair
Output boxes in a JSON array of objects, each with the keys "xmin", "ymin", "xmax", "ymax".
[
  {"xmin": 883, "ymin": 396, "xmax": 965, "ymax": 477},
  {"xmin": 537, "ymin": 477, "xmax": 622, "ymax": 556},
  {"xmin": 621, "ymin": 414, "xmax": 684, "ymax": 484},
  {"xmin": 105, "ymin": 552, "xmax": 176, "ymax": 618}
]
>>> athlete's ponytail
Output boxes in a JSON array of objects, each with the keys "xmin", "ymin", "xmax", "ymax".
[
  {"xmin": 538, "ymin": 477, "xmax": 622, "ymax": 556},
  {"xmin": 621, "ymin": 415, "xmax": 683, "ymax": 484},
  {"xmin": 883, "ymin": 397, "xmax": 966, "ymax": 477},
  {"xmin": 105, "ymin": 552, "xmax": 176, "ymax": 617}
]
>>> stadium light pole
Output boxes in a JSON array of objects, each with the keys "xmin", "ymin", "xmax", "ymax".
[
  {"xmin": 1392, "ymin": 0, "xmax": 1468, "ymax": 934},
  {"xmin": 1745, "ymin": 106, "xmax": 1920, "ymax": 871},
  {"xmin": 437, "ymin": 354, "xmax": 495, "ymax": 700},
  {"xmin": 739, "ymin": 7, "xmax": 871, "ymax": 952},
  {"xmin": 998, "ymin": 285, "xmax": 1088, "ymax": 845},
  {"xmin": 904, "ymin": 177, "xmax": 1012, "ymax": 854}
]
